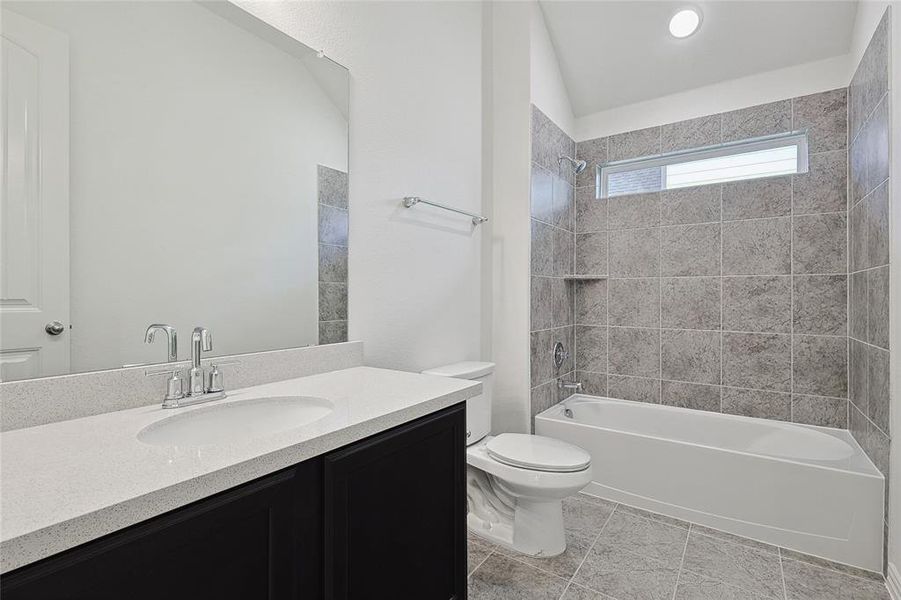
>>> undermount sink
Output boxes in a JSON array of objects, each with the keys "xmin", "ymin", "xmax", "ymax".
[{"xmin": 137, "ymin": 396, "xmax": 334, "ymax": 447}]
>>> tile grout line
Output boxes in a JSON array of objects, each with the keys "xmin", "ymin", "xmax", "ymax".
[
  {"xmin": 659, "ymin": 187, "xmax": 664, "ymax": 403},
  {"xmin": 789, "ymin": 125, "xmax": 795, "ymax": 423},
  {"xmin": 657, "ymin": 123, "xmax": 663, "ymax": 402},
  {"xmin": 858, "ymin": 95, "xmax": 871, "ymax": 441},
  {"xmin": 469, "ymin": 547, "xmax": 494, "ymax": 578},
  {"xmin": 565, "ymin": 501, "xmax": 619, "ymax": 596},
  {"xmin": 789, "ymin": 93, "xmax": 798, "ymax": 422},
  {"xmin": 720, "ymin": 183, "xmax": 725, "ymax": 412},
  {"xmin": 845, "ymin": 97, "xmax": 852, "ymax": 433},
  {"xmin": 670, "ymin": 523, "xmax": 692, "ymax": 600},
  {"xmin": 606, "ymin": 136, "xmax": 611, "ymax": 397},
  {"xmin": 778, "ymin": 547, "xmax": 789, "ymax": 600},
  {"xmin": 498, "ymin": 549, "xmax": 570, "ymax": 584},
  {"xmin": 564, "ymin": 324, "xmax": 847, "ymax": 338},
  {"xmin": 848, "ymin": 87, "xmax": 891, "ymax": 149},
  {"xmin": 591, "ymin": 271, "xmax": 848, "ymax": 280}
]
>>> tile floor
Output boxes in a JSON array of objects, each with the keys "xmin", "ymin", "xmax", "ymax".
[{"xmin": 468, "ymin": 494, "xmax": 890, "ymax": 600}]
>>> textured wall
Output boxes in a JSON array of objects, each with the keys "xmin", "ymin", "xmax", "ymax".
[
  {"xmin": 569, "ymin": 89, "xmax": 851, "ymax": 427},
  {"xmin": 529, "ymin": 106, "xmax": 577, "ymax": 423},
  {"xmin": 847, "ymin": 8, "xmax": 892, "ymax": 570}
]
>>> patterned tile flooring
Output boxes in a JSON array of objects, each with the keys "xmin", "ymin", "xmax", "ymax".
[{"xmin": 468, "ymin": 494, "xmax": 890, "ymax": 600}]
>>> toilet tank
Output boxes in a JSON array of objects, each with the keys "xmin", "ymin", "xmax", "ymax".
[{"xmin": 422, "ymin": 361, "xmax": 494, "ymax": 445}]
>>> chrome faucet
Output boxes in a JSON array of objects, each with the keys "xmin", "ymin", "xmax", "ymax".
[
  {"xmin": 144, "ymin": 324, "xmax": 178, "ymax": 362},
  {"xmin": 188, "ymin": 326, "xmax": 212, "ymax": 396},
  {"xmin": 145, "ymin": 326, "xmax": 234, "ymax": 408}
]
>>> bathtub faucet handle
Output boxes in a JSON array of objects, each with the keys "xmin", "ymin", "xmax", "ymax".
[{"xmin": 553, "ymin": 342, "xmax": 568, "ymax": 370}]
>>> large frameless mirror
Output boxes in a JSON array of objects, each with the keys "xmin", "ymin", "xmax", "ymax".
[{"xmin": 1, "ymin": 1, "xmax": 349, "ymax": 381}]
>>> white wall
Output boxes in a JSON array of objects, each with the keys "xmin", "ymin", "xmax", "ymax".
[
  {"xmin": 484, "ymin": 1, "xmax": 532, "ymax": 434},
  {"xmin": 482, "ymin": 1, "xmax": 575, "ymax": 434},
  {"xmin": 235, "ymin": 1, "xmax": 484, "ymax": 374},
  {"xmin": 575, "ymin": 53, "xmax": 852, "ymax": 141},
  {"xmin": 529, "ymin": 2, "xmax": 575, "ymax": 138},
  {"xmin": 8, "ymin": 1, "xmax": 347, "ymax": 372}
]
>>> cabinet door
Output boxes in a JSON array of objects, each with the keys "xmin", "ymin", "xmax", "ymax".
[
  {"xmin": 2, "ymin": 468, "xmax": 297, "ymax": 600},
  {"xmin": 323, "ymin": 403, "xmax": 466, "ymax": 600}
]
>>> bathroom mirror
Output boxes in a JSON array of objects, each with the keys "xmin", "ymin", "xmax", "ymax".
[{"xmin": 0, "ymin": 1, "xmax": 349, "ymax": 381}]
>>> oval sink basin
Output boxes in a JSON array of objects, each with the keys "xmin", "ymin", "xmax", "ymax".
[{"xmin": 138, "ymin": 396, "xmax": 334, "ymax": 447}]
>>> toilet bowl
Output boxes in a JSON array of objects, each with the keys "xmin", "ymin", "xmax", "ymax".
[{"xmin": 422, "ymin": 362, "xmax": 592, "ymax": 558}]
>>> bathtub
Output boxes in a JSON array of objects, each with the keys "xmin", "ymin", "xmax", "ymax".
[{"xmin": 535, "ymin": 395, "xmax": 885, "ymax": 572}]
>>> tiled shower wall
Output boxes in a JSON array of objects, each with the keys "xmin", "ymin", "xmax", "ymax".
[
  {"xmin": 570, "ymin": 88, "xmax": 851, "ymax": 427},
  {"xmin": 317, "ymin": 165, "xmax": 349, "ymax": 344},
  {"xmin": 848, "ymin": 8, "xmax": 892, "ymax": 563},
  {"xmin": 529, "ymin": 107, "xmax": 577, "ymax": 422}
]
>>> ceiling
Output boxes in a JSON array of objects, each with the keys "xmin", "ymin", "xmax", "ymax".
[{"xmin": 539, "ymin": 1, "xmax": 858, "ymax": 117}]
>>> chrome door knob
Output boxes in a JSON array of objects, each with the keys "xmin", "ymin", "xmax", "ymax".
[{"xmin": 45, "ymin": 321, "xmax": 65, "ymax": 335}]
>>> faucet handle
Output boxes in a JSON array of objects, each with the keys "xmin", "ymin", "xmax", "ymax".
[
  {"xmin": 208, "ymin": 359, "xmax": 240, "ymax": 367},
  {"xmin": 205, "ymin": 360, "xmax": 240, "ymax": 394},
  {"xmin": 145, "ymin": 368, "xmax": 185, "ymax": 403},
  {"xmin": 145, "ymin": 367, "xmax": 178, "ymax": 377}
]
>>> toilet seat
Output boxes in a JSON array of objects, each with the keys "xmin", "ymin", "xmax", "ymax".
[
  {"xmin": 466, "ymin": 440, "xmax": 593, "ymax": 494},
  {"xmin": 485, "ymin": 433, "xmax": 591, "ymax": 473}
]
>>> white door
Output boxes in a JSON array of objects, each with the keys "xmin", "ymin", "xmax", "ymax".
[{"xmin": 0, "ymin": 9, "xmax": 70, "ymax": 382}]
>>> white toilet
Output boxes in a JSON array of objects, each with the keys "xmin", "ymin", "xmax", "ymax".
[{"xmin": 422, "ymin": 361, "xmax": 592, "ymax": 558}]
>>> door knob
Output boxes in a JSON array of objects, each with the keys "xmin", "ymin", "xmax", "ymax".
[{"xmin": 45, "ymin": 321, "xmax": 65, "ymax": 336}]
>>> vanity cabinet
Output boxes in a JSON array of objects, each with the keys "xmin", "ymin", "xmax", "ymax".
[
  {"xmin": 1, "ymin": 403, "xmax": 466, "ymax": 600},
  {"xmin": 1, "ymin": 467, "xmax": 299, "ymax": 599},
  {"xmin": 322, "ymin": 402, "xmax": 467, "ymax": 599}
]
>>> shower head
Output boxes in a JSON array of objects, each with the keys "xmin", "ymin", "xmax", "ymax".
[{"xmin": 558, "ymin": 155, "xmax": 588, "ymax": 174}]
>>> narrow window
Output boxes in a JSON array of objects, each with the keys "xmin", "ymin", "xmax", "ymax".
[{"xmin": 600, "ymin": 131, "xmax": 808, "ymax": 198}]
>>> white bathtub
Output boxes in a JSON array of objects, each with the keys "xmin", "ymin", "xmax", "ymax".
[{"xmin": 535, "ymin": 395, "xmax": 885, "ymax": 572}]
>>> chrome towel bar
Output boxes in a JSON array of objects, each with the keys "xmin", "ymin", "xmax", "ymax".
[{"xmin": 402, "ymin": 196, "xmax": 488, "ymax": 225}]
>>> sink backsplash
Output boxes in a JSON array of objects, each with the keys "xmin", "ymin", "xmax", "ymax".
[{"xmin": 0, "ymin": 342, "xmax": 364, "ymax": 432}]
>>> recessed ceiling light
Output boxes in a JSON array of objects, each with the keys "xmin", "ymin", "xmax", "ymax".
[{"xmin": 669, "ymin": 8, "xmax": 701, "ymax": 39}]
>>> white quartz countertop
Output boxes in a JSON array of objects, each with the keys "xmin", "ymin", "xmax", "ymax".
[{"xmin": 0, "ymin": 366, "xmax": 480, "ymax": 573}]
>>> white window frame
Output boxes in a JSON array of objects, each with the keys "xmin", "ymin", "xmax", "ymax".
[{"xmin": 598, "ymin": 131, "xmax": 809, "ymax": 199}]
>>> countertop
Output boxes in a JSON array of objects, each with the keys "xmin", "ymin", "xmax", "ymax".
[{"xmin": 0, "ymin": 366, "xmax": 481, "ymax": 573}]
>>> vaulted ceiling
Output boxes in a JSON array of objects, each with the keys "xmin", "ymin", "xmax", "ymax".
[{"xmin": 539, "ymin": 1, "xmax": 858, "ymax": 117}]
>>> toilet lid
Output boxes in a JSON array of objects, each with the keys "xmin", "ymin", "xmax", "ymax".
[{"xmin": 486, "ymin": 434, "xmax": 591, "ymax": 473}]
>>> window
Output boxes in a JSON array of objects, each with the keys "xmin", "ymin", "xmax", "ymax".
[{"xmin": 600, "ymin": 132, "xmax": 808, "ymax": 198}]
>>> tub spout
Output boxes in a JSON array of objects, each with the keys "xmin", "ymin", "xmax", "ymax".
[{"xmin": 557, "ymin": 378, "xmax": 582, "ymax": 393}]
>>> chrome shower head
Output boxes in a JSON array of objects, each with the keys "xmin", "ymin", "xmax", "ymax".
[{"xmin": 558, "ymin": 155, "xmax": 588, "ymax": 174}]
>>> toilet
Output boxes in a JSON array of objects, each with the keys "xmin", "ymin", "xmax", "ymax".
[{"xmin": 422, "ymin": 361, "xmax": 592, "ymax": 558}]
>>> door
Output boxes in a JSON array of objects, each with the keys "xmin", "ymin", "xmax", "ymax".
[
  {"xmin": 0, "ymin": 9, "xmax": 70, "ymax": 381},
  {"xmin": 322, "ymin": 403, "xmax": 467, "ymax": 600}
]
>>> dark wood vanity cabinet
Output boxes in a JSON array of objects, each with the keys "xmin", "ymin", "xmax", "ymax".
[
  {"xmin": 1, "ymin": 403, "xmax": 466, "ymax": 600},
  {"xmin": 1, "ymin": 467, "xmax": 300, "ymax": 600},
  {"xmin": 322, "ymin": 402, "xmax": 467, "ymax": 600}
]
